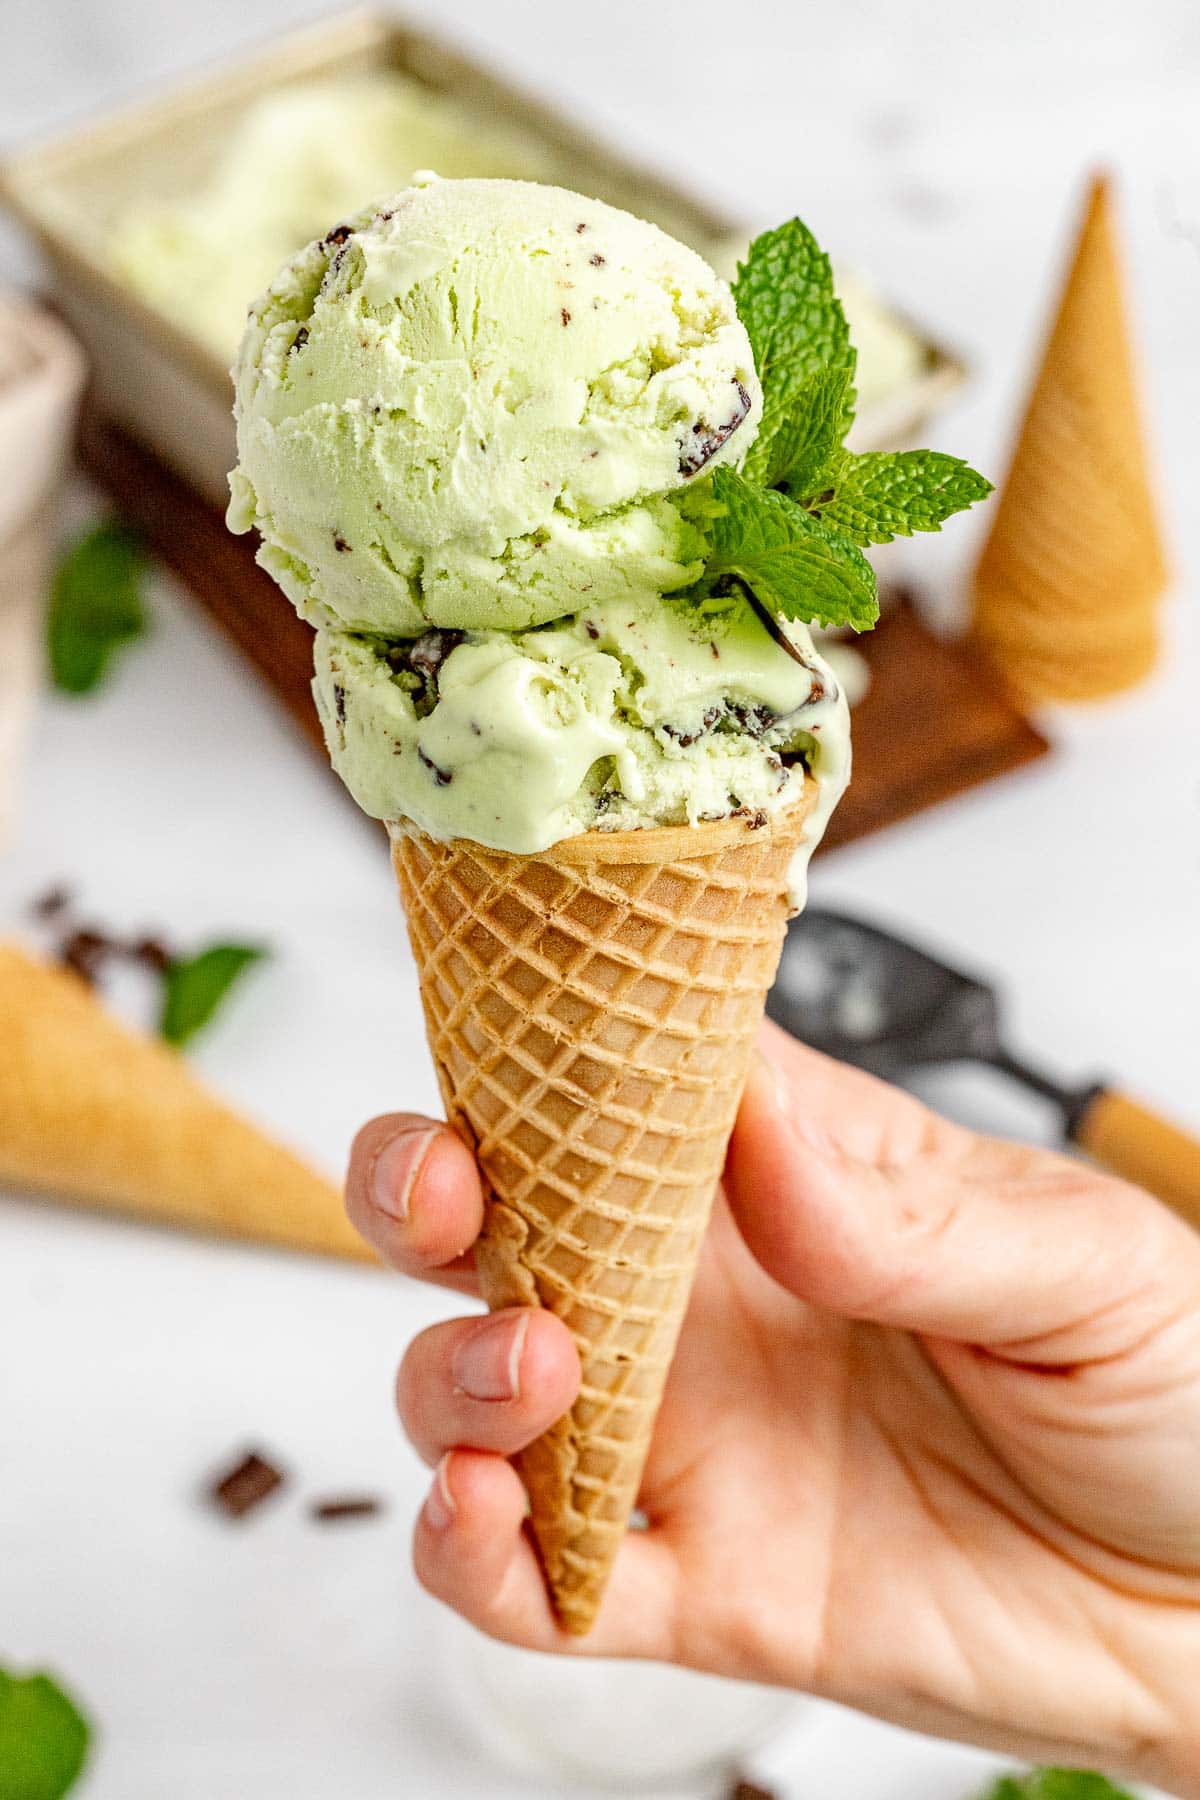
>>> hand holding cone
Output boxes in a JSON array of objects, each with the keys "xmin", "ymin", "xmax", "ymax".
[{"xmin": 971, "ymin": 172, "xmax": 1169, "ymax": 702}]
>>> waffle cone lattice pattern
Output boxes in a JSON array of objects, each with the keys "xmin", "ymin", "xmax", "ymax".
[{"xmin": 390, "ymin": 795, "xmax": 811, "ymax": 1633}]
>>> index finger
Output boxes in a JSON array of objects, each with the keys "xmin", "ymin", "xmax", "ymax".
[{"xmin": 346, "ymin": 1113, "xmax": 485, "ymax": 1292}]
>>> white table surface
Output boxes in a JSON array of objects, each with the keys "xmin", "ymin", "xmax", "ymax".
[{"xmin": 2, "ymin": 2, "xmax": 1198, "ymax": 1795}]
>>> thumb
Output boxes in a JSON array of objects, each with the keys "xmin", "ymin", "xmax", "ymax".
[{"xmin": 725, "ymin": 1026, "xmax": 1193, "ymax": 1356}]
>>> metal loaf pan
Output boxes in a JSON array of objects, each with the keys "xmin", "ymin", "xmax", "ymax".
[{"xmin": 1, "ymin": 8, "xmax": 967, "ymax": 511}]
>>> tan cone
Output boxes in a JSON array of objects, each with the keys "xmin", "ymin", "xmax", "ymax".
[
  {"xmin": 390, "ymin": 785, "xmax": 815, "ymax": 1633},
  {"xmin": 0, "ymin": 942, "xmax": 369, "ymax": 1261},
  {"xmin": 970, "ymin": 172, "xmax": 1169, "ymax": 703}
]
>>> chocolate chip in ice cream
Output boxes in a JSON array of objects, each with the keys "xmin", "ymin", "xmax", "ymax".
[
  {"xmin": 418, "ymin": 747, "xmax": 454, "ymax": 787},
  {"xmin": 678, "ymin": 379, "xmax": 752, "ymax": 476},
  {"xmin": 662, "ymin": 705, "xmax": 721, "ymax": 748},
  {"xmin": 409, "ymin": 629, "xmax": 465, "ymax": 680}
]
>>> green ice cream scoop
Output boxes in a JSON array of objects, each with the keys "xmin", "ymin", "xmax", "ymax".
[
  {"xmin": 312, "ymin": 593, "xmax": 848, "ymax": 872},
  {"xmin": 227, "ymin": 175, "xmax": 760, "ymax": 635}
]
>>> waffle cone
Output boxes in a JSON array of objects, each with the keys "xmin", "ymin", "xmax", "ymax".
[
  {"xmin": 0, "ymin": 942, "xmax": 368, "ymax": 1261},
  {"xmin": 390, "ymin": 787, "xmax": 815, "ymax": 1633},
  {"xmin": 971, "ymin": 173, "xmax": 1168, "ymax": 702}
]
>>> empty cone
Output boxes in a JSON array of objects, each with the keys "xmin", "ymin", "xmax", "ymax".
[
  {"xmin": 391, "ymin": 787, "xmax": 814, "ymax": 1633},
  {"xmin": 0, "ymin": 942, "xmax": 369, "ymax": 1261},
  {"xmin": 971, "ymin": 172, "xmax": 1169, "ymax": 702}
]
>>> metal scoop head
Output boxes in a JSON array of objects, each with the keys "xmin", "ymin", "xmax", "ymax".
[{"xmin": 769, "ymin": 909, "xmax": 1023, "ymax": 1086}]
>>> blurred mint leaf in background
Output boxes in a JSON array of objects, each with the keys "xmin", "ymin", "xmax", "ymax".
[
  {"xmin": 702, "ymin": 467, "xmax": 879, "ymax": 633},
  {"xmin": 159, "ymin": 943, "xmax": 267, "ymax": 1049},
  {"xmin": 981, "ymin": 1771, "xmax": 1137, "ymax": 1799},
  {"xmin": 0, "ymin": 1669, "xmax": 91, "ymax": 1800},
  {"xmin": 805, "ymin": 448, "xmax": 994, "ymax": 545},
  {"xmin": 47, "ymin": 522, "xmax": 148, "ymax": 696}
]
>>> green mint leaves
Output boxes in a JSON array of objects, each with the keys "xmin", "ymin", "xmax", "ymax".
[
  {"xmin": 805, "ymin": 448, "xmax": 995, "ymax": 545},
  {"xmin": 47, "ymin": 523, "xmax": 149, "ymax": 695},
  {"xmin": 734, "ymin": 218, "xmax": 856, "ymax": 466},
  {"xmin": 0, "ymin": 1669, "xmax": 91, "ymax": 1800},
  {"xmin": 706, "ymin": 469, "xmax": 879, "ymax": 632},
  {"xmin": 982, "ymin": 1772, "xmax": 1136, "ymax": 1800},
  {"xmin": 743, "ymin": 365, "xmax": 854, "ymax": 494},
  {"xmin": 685, "ymin": 217, "xmax": 991, "ymax": 634},
  {"xmin": 159, "ymin": 943, "xmax": 268, "ymax": 1048}
]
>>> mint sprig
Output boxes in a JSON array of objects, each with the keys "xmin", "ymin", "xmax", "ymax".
[
  {"xmin": 160, "ymin": 943, "xmax": 268, "ymax": 1048},
  {"xmin": 0, "ymin": 1668, "xmax": 91, "ymax": 1800},
  {"xmin": 743, "ymin": 366, "xmax": 854, "ymax": 493},
  {"xmin": 684, "ymin": 216, "xmax": 990, "ymax": 636},
  {"xmin": 706, "ymin": 468, "xmax": 878, "ymax": 633},
  {"xmin": 47, "ymin": 523, "xmax": 148, "ymax": 696},
  {"xmin": 797, "ymin": 448, "xmax": 994, "ymax": 545},
  {"xmin": 733, "ymin": 219, "xmax": 856, "ymax": 457},
  {"xmin": 981, "ymin": 1771, "xmax": 1137, "ymax": 1799}
]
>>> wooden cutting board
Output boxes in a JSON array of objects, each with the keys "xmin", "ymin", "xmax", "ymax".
[{"xmin": 77, "ymin": 408, "xmax": 1049, "ymax": 853}]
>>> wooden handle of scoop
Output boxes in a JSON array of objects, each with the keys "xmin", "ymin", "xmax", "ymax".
[{"xmin": 1072, "ymin": 1089, "xmax": 1200, "ymax": 1231}]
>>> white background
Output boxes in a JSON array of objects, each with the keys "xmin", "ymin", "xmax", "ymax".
[{"xmin": 2, "ymin": 1, "xmax": 1198, "ymax": 1795}]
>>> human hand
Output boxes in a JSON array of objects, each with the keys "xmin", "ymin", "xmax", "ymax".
[{"xmin": 346, "ymin": 1021, "xmax": 1200, "ymax": 1796}]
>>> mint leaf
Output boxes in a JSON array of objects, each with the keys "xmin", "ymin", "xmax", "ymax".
[
  {"xmin": 980, "ymin": 1772, "xmax": 1137, "ymax": 1800},
  {"xmin": 47, "ymin": 523, "xmax": 148, "ymax": 695},
  {"xmin": 801, "ymin": 448, "xmax": 993, "ymax": 545},
  {"xmin": 743, "ymin": 365, "xmax": 853, "ymax": 492},
  {"xmin": 703, "ymin": 466, "xmax": 878, "ymax": 633},
  {"xmin": 733, "ymin": 219, "xmax": 856, "ymax": 466},
  {"xmin": 160, "ymin": 943, "xmax": 267, "ymax": 1048},
  {"xmin": 0, "ymin": 1669, "xmax": 91, "ymax": 1800}
]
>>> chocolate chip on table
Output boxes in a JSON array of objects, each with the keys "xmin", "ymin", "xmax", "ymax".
[
  {"xmin": 209, "ymin": 1450, "xmax": 286, "ymax": 1520},
  {"xmin": 333, "ymin": 534, "xmax": 350, "ymax": 553},
  {"xmin": 726, "ymin": 1780, "xmax": 778, "ymax": 1800},
  {"xmin": 58, "ymin": 926, "xmax": 116, "ymax": 985},
  {"xmin": 310, "ymin": 1496, "xmax": 385, "ymax": 1524},
  {"xmin": 678, "ymin": 379, "xmax": 753, "ymax": 476},
  {"xmin": 129, "ymin": 936, "xmax": 174, "ymax": 974},
  {"xmin": 31, "ymin": 883, "xmax": 73, "ymax": 921},
  {"xmin": 561, "ymin": 308, "xmax": 572, "ymax": 326},
  {"xmin": 589, "ymin": 252, "xmax": 606, "ymax": 266}
]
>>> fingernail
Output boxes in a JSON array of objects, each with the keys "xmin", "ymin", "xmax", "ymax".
[
  {"xmin": 371, "ymin": 1127, "xmax": 438, "ymax": 1222},
  {"xmin": 424, "ymin": 1454, "xmax": 456, "ymax": 1530},
  {"xmin": 452, "ymin": 1310, "xmax": 529, "ymax": 1403}
]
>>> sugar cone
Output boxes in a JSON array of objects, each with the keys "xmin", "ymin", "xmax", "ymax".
[
  {"xmin": 390, "ymin": 787, "xmax": 814, "ymax": 1633},
  {"xmin": 0, "ymin": 941, "xmax": 370, "ymax": 1261},
  {"xmin": 971, "ymin": 172, "xmax": 1168, "ymax": 702}
]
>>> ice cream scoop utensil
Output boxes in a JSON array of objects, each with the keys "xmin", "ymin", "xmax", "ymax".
[{"xmin": 767, "ymin": 908, "xmax": 1200, "ymax": 1228}]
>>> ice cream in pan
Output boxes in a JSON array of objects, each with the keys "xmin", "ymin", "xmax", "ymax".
[{"xmin": 229, "ymin": 173, "xmax": 989, "ymax": 1631}]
